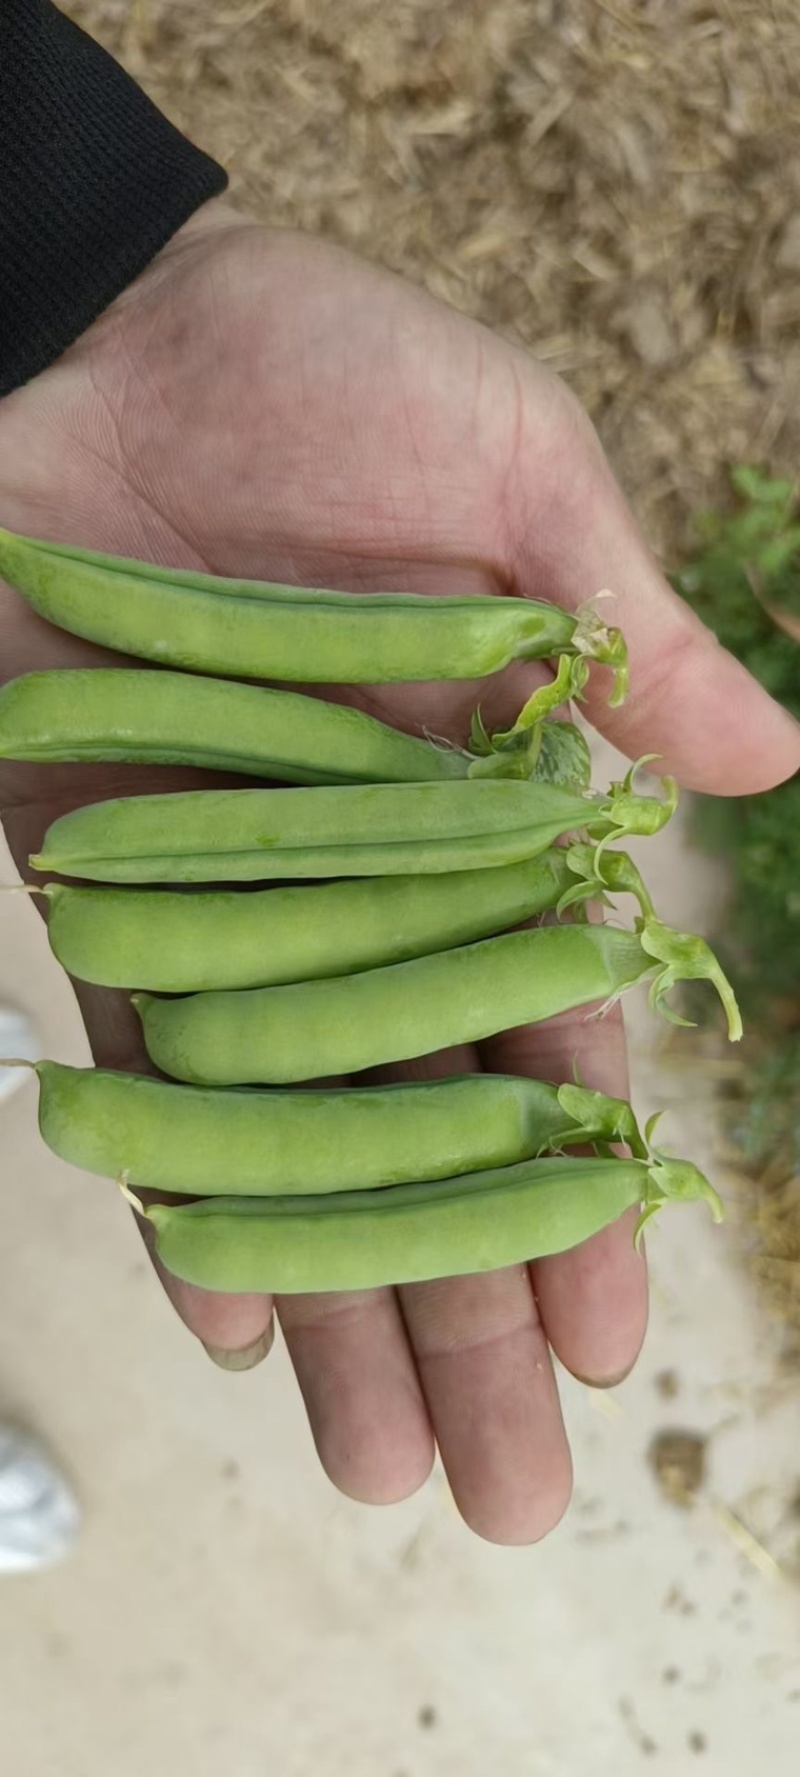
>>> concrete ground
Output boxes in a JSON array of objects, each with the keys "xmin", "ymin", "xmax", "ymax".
[{"xmin": 0, "ymin": 748, "xmax": 797, "ymax": 1776}]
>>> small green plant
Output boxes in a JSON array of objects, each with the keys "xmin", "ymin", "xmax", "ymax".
[{"xmin": 674, "ymin": 466, "xmax": 800, "ymax": 1175}]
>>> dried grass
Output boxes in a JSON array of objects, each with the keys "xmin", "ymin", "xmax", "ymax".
[{"xmin": 62, "ymin": 0, "xmax": 800, "ymax": 562}]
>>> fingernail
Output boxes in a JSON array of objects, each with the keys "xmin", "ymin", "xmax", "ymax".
[
  {"xmin": 572, "ymin": 1365, "xmax": 633, "ymax": 1390},
  {"xmin": 202, "ymin": 1322, "xmax": 274, "ymax": 1372}
]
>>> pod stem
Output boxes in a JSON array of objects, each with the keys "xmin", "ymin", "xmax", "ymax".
[
  {"xmin": 0, "ymin": 1057, "xmax": 38, "ymax": 1071},
  {"xmin": 0, "ymin": 881, "xmax": 47, "ymax": 897}
]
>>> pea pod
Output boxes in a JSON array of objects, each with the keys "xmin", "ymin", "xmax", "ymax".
[
  {"xmin": 129, "ymin": 1149, "xmax": 722, "ymax": 1294},
  {"xmin": 30, "ymin": 764, "xmax": 677, "ymax": 885},
  {"xmin": 0, "ymin": 526, "xmax": 628, "ymax": 701},
  {"xmin": 0, "ymin": 669, "xmax": 468, "ymax": 785},
  {"xmin": 16, "ymin": 1061, "xmax": 647, "ymax": 1195},
  {"xmin": 0, "ymin": 664, "xmax": 596, "ymax": 789},
  {"xmin": 133, "ymin": 917, "xmax": 742, "ymax": 1086},
  {"xmin": 37, "ymin": 844, "xmax": 654, "ymax": 991}
]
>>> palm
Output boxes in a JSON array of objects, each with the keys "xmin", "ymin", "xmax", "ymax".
[{"xmin": 1, "ymin": 205, "xmax": 796, "ymax": 1542}]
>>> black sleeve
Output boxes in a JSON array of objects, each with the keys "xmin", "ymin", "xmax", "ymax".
[{"xmin": 0, "ymin": 0, "xmax": 228, "ymax": 399}]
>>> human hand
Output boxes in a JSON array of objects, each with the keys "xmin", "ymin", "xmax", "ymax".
[{"xmin": 1, "ymin": 203, "xmax": 797, "ymax": 1541}]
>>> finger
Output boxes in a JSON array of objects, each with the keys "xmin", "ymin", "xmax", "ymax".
[
  {"xmin": 2, "ymin": 791, "xmax": 279, "ymax": 1362},
  {"xmin": 0, "ymin": 576, "xmax": 135, "ymax": 681},
  {"xmin": 140, "ymin": 1072, "xmax": 358, "ymax": 1376},
  {"xmin": 360, "ymin": 1041, "xmax": 480, "ymax": 1086},
  {"xmin": 399, "ymin": 1266, "xmax": 571, "ymax": 1545},
  {"xmin": 385, "ymin": 1035, "xmax": 573, "ymax": 1543},
  {"xmin": 276, "ymin": 1287, "xmax": 434, "ymax": 1505},
  {"xmin": 150, "ymin": 1254, "xmax": 275, "ymax": 1373},
  {"xmin": 76, "ymin": 978, "xmax": 279, "ymax": 1364},
  {"xmin": 534, "ymin": 1206, "xmax": 645, "ymax": 1389},
  {"xmin": 275, "ymin": 1045, "xmax": 481, "ymax": 1505},
  {"xmin": 481, "ymin": 996, "xmax": 649, "ymax": 1388},
  {"xmin": 504, "ymin": 381, "xmax": 800, "ymax": 793}
]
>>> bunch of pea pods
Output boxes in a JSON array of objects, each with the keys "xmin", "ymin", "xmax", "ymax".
[{"xmin": 0, "ymin": 527, "xmax": 740, "ymax": 1293}]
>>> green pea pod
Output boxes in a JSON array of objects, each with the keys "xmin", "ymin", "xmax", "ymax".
[
  {"xmin": 40, "ymin": 850, "xmax": 571, "ymax": 990},
  {"xmin": 0, "ymin": 669, "xmax": 467, "ymax": 785},
  {"xmin": 128, "ymin": 1149, "xmax": 721, "ymax": 1294},
  {"xmin": 133, "ymin": 917, "xmax": 741, "ymax": 1086},
  {"xmin": 16, "ymin": 1061, "xmax": 648, "ymax": 1195},
  {"xmin": 0, "ymin": 668, "xmax": 599, "ymax": 789},
  {"xmin": 30, "ymin": 769, "xmax": 677, "ymax": 885},
  {"xmin": 0, "ymin": 526, "xmax": 628, "ymax": 702},
  {"xmin": 37, "ymin": 843, "xmax": 654, "ymax": 991}
]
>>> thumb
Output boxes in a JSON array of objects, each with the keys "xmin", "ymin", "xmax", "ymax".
[{"xmin": 504, "ymin": 392, "xmax": 800, "ymax": 794}]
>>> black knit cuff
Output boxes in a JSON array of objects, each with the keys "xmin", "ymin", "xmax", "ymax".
[{"xmin": 0, "ymin": 0, "xmax": 228, "ymax": 399}]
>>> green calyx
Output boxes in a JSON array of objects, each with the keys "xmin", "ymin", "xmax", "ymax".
[
  {"xmin": 547, "ymin": 1084, "xmax": 724, "ymax": 1242},
  {"xmin": 580, "ymin": 910, "xmax": 742, "ymax": 1041},
  {"xmin": 466, "ymin": 600, "xmax": 629, "ymax": 783},
  {"xmin": 553, "ymin": 1081, "xmax": 649, "ymax": 1160},
  {"xmin": 592, "ymin": 756, "xmax": 679, "ymax": 858},
  {"xmin": 635, "ymin": 1125, "xmax": 724, "ymax": 1247},
  {"xmin": 470, "ymin": 715, "xmax": 592, "ymax": 787},
  {"xmin": 560, "ymin": 1093, "xmax": 724, "ymax": 1244},
  {"xmin": 467, "ymin": 656, "xmax": 593, "ymax": 784},
  {"xmin": 638, "ymin": 918, "xmax": 744, "ymax": 1042},
  {"xmin": 567, "ymin": 597, "xmax": 629, "ymax": 707},
  {"xmin": 555, "ymin": 840, "xmax": 657, "ymax": 923}
]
